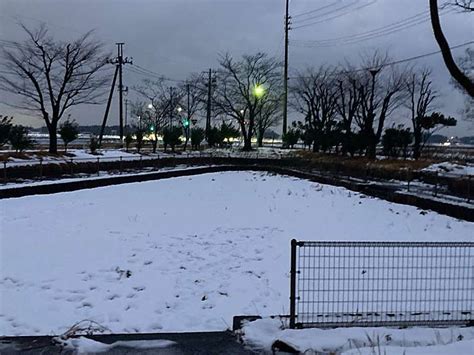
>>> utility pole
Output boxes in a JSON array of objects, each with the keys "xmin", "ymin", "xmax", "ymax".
[
  {"xmin": 99, "ymin": 43, "xmax": 131, "ymax": 146},
  {"xmin": 205, "ymin": 68, "xmax": 213, "ymax": 140},
  {"xmin": 124, "ymin": 99, "xmax": 128, "ymax": 132},
  {"xmin": 283, "ymin": 0, "xmax": 291, "ymax": 136},
  {"xmin": 99, "ymin": 66, "xmax": 119, "ymax": 147},
  {"xmin": 169, "ymin": 86, "xmax": 174, "ymax": 127}
]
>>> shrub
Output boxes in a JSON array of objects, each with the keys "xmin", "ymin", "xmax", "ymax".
[
  {"xmin": 0, "ymin": 115, "xmax": 13, "ymax": 147},
  {"xmin": 382, "ymin": 125, "xmax": 413, "ymax": 158},
  {"xmin": 162, "ymin": 126, "xmax": 182, "ymax": 152},
  {"xmin": 282, "ymin": 129, "xmax": 299, "ymax": 149},
  {"xmin": 219, "ymin": 122, "xmax": 240, "ymax": 144},
  {"xmin": 206, "ymin": 127, "xmax": 223, "ymax": 148},
  {"xmin": 134, "ymin": 128, "xmax": 145, "ymax": 153},
  {"xmin": 58, "ymin": 119, "xmax": 79, "ymax": 153},
  {"xmin": 124, "ymin": 133, "xmax": 133, "ymax": 152},
  {"xmin": 8, "ymin": 125, "xmax": 33, "ymax": 152},
  {"xmin": 89, "ymin": 135, "xmax": 99, "ymax": 154},
  {"xmin": 191, "ymin": 127, "xmax": 205, "ymax": 149}
]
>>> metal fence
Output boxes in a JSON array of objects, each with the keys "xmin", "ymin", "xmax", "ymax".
[{"xmin": 289, "ymin": 240, "xmax": 474, "ymax": 328}]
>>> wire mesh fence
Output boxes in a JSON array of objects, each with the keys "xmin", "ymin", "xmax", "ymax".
[{"xmin": 289, "ymin": 240, "xmax": 474, "ymax": 328}]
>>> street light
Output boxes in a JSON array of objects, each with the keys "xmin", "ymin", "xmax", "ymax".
[
  {"xmin": 177, "ymin": 106, "xmax": 183, "ymax": 113},
  {"xmin": 253, "ymin": 84, "xmax": 265, "ymax": 98},
  {"xmin": 147, "ymin": 103, "xmax": 153, "ymax": 109}
]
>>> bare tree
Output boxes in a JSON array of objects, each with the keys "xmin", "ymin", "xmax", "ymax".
[
  {"xmin": 355, "ymin": 52, "xmax": 406, "ymax": 159},
  {"xmin": 133, "ymin": 78, "xmax": 182, "ymax": 152},
  {"xmin": 405, "ymin": 68, "xmax": 437, "ymax": 159},
  {"xmin": 429, "ymin": 0, "xmax": 474, "ymax": 97},
  {"xmin": 451, "ymin": 0, "xmax": 474, "ymax": 10},
  {"xmin": 0, "ymin": 24, "xmax": 109, "ymax": 153},
  {"xmin": 335, "ymin": 67, "xmax": 362, "ymax": 154},
  {"xmin": 255, "ymin": 94, "xmax": 282, "ymax": 147},
  {"xmin": 291, "ymin": 66, "xmax": 339, "ymax": 152},
  {"xmin": 213, "ymin": 52, "xmax": 281, "ymax": 150},
  {"xmin": 452, "ymin": 48, "xmax": 474, "ymax": 120},
  {"xmin": 178, "ymin": 74, "xmax": 206, "ymax": 150}
]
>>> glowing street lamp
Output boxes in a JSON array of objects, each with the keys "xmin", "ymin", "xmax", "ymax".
[
  {"xmin": 177, "ymin": 106, "xmax": 183, "ymax": 113},
  {"xmin": 147, "ymin": 103, "xmax": 153, "ymax": 109},
  {"xmin": 253, "ymin": 84, "xmax": 265, "ymax": 98}
]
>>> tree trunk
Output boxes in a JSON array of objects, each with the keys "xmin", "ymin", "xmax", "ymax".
[
  {"xmin": 242, "ymin": 133, "xmax": 252, "ymax": 151},
  {"xmin": 413, "ymin": 130, "xmax": 422, "ymax": 159},
  {"xmin": 48, "ymin": 123, "xmax": 58, "ymax": 154},
  {"xmin": 257, "ymin": 132, "xmax": 264, "ymax": 147},
  {"xmin": 430, "ymin": 0, "xmax": 474, "ymax": 97}
]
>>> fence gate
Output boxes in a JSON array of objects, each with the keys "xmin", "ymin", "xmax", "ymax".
[{"xmin": 289, "ymin": 240, "xmax": 474, "ymax": 328}]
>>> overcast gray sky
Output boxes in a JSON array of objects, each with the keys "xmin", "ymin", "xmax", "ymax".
[{"xmin": 0, "ymin": 0, "xmax": 473, "ymax": 136}]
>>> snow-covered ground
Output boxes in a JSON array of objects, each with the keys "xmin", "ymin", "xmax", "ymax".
[
  {"xmin": 243, "ymin": 318, "xmax": 474, "ymax": 354},
  {"xmin": 423, "ymin": 161, "xmax": 474, "ymax": 177},
  {"xmin": 0, "ymin": 165, "xmax": 210, "ymax": 190},
  {"xmin": 2, "ymin": 147, "xmax": 294, "ymax": 167},
  {"xmin": 0, "ymin": 172, "xmax": 472, "ymax": 336}
]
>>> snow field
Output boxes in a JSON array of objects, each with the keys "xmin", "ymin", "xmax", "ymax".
[{"xmin": 0, "ymin": 171, "xmax": 472, "ymax": 336}]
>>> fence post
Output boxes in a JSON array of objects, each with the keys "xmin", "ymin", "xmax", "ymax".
[
  {"xmin": 289, "ymin": 239, "xmax": 298, "ymax": 329},
  {"xmin": 3, "ymin": 161, "xmax": 6, "ymax": 184},
  {"xmin": 407, "ymin": 169, "xmax": 411, "ymax": 192},
  {"xmin": 120, "ymin": 156, "xmax": 123, "ymax": 174},
  {"xmin": 96, "ymin": 157, "xmax": 100, "ymax": 176},
  {"xmin": 70, "ymin": 158, "xmax": 74, "ymax": 175},
  {"xmin": 433, "ymin": 171, "xmax": 438, "ymax": 197},
  {"xmin": 468, "ymin": 176, "xmax": 472, "ymax": 203},
  {"xmin": 39, "ymin": 157, "xmax": 43, "ymax": 180},
  {"xmin": 140, "ymin": 155, "xmax": 143, "ymax": 169}
]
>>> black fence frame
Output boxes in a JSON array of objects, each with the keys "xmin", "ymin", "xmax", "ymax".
[{"xmin": 289, "ymin": 239, "xmax": 474, "ymax": 329}]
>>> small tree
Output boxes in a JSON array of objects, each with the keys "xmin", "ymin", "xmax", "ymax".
[
  {"xmin": 124, "ymin": 133, "xmax": 133, "ymax": 152},
  {"xmin": 0, "ymin": 115, "xmax": 13, "ymax": 147},
  {"xmin": 282, "ymin": 128, "xmax": 299, "ymax": 149},
  {"xmin": 418, "ymin": 112, "xmax": 457, "ymax": 154},
  {"xmin": 219, "ymin": 122, "xmax": 240, "ymax": 146},
  {"xmin": 8, "ymin": 125, "xmax": 33, "ymax": 152},
  {"xmin": 191, "ymin": 127, "xmax": 205, "ymax": 150},
  {"xmin": 382, "ymin": 125, "xmax": 413, "ymax": 158},
  {"xmin": 206, "ymin": 127, "xmax": 223, "ymax": 148},
  {"xmin": 89, "ymin": 135, "xmax": 99, "ymax": 154},
  {"xmin": 134, "ymin": 128, "xmax": 145, "ymax": 153},
  {"xmin": 162, "ymin": 126, "xmax": 182, "ymax": 152},
  {"xmin": 58, "ymin": 119, "xmax": 79, "ymax": 153}
]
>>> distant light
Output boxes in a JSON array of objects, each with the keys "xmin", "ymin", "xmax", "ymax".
[
  {"xmin": 240, "ymin": 109, "xmax": 245, "ymax": 114},
  {"xmin": 177, "ymin": 107, "xmax": 183, "ymax": 113},
  {"xmin": 147, "ymin": 104, "xmax": 153, "ymax": 109}
]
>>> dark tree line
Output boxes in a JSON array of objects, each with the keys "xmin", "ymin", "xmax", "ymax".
[{"xmin": 290, "ymin": 52, "xmax": 457, "ymax": 159}]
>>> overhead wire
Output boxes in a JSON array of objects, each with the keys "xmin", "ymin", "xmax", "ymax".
[
  {"xmin": 292, "ymin": 0, "xmax": 378, "ymax": 30},
  {"xmin": 288, "ymin": 41, "xmax": 474, "ymax": 79},
  {"xmin": 291, "ymin": 8, "xmax": 455, "ymax": 48}
]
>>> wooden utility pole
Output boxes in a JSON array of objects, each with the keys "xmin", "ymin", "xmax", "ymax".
[
  {"xmin": 98, "ymin": 43, "xmax": 131, "ymax": 146},
  {"xmin": 283, "ymin": 0, "xmax": 291, "ymax": 136},
  {"xmin": 99, "ymin": 66, "xmax": 119, "ymax": 146},
  {"xmin": 124, "ymin": 99, "xmax": 128, "ymax": 131},
  {"xmin": 115, "ymin": 43, "xmax": 132, "ymax": 141},
  {"xmin": 206, "ymin": 68, "xmax": 213, "ymax": 139},
  {"xmin": 169, "ymin": 86, "xmax": 174, "ymax": 127}
]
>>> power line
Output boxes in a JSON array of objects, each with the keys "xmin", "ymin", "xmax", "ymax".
[
  {"xmin": 292, "ymin": 1, "xmax": 340, "ymax": 18},
  {"xmin": 293, "ymin": 0, "xmax": 377, "ymax": 30},
  {"xmin": 292, "ymin": 8, "xmax": 454, "ymax": 47},
  {"xmin": 293, "ymin": 0, "xmax": 362, "ymax": 25},
  {"xmin": 288, "ymin": 41, "xmax": 474, "ymax": 79}
]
